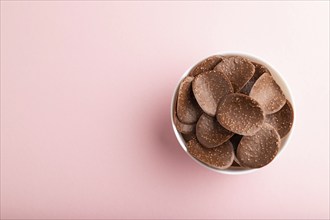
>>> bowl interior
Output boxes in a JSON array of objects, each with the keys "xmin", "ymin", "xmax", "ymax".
[{"xmin": 171, "ymin": 52, "xmax": 294, "ymax": 175}]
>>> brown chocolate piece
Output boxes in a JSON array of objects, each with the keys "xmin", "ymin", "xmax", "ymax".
[
  {"xmin": 196, "ymin": 114, "xmax": 233, "ymax": 148},
  {"xmin": 173, "ymin": 92, "xmax": 195, "ymax": 134},
  {"xmin": 174, "ymin": 113, "xmax": 195, "ymax": 134},
  {"xmin": 192, "ymin": 70, "xmax": 233, "ymax": 116},
  {"xmin": 265, "ymin": 100, "xmax": 294, "ymax": 138},
  {"xmin": 182, "ymin": 132, "xmax": 197, "ymax": 142},
  {"xmin": 233, "ymin": 155, "xmax": 242, "ymax": 166},
  {"xmin": 177, "ymin": 76, "xmax": 202, "ymax": 124},
  {"xmin": 231, "ymin": 160, "xmax": 241, "ymax": 167},
  {"xmin": 240, "ymin": 62, "xmax": 270, "ymax": 95},
  {"xmin": 214, "ymin": 56, "xmax": 255, "ymax": 92},
  {"xmin": 188, "ymin": 55, "xmax": 223, "ymax": 77},
  {"xmin": 236, "ymin": 123, "xmax": 281, "ymax": 168},
  {"xmin": 187, "ymin": 139, "xmax": 234, "ymax": 169},
  {"xmin": 250, "ymin": 72, "xmax": 286, "ymax": 114},
  {"xmin": 217, "ymin": 93, "xmax": 265, "ymax": 136}
]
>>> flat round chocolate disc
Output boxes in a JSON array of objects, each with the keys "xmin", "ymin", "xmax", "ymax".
[
  {"xmin": 240, "ymin": 62, "xmax": 269, "ymax": 95},
  {"xmin": 187, "ymin": 139, "xmax": 234, "ymax": 169},
  {"xmin": 177, "ymin": 76, "xmax": 202, "ymax": 124},
  {"xmin": 196, "ymin": 114, "xmax": 233, "ymax": 148},
  {"xmin": 236, "ymin": 123, "xmax": 281, "ymax": 168},
  {"xmin": 192, "ymin": 70, "xmax": 233, "ymax": 116},
  {"xmin": 217, "ymin": 93, "xmax": 265, "ymax": 136},
  {"xmin": 265, "ymin": 100, "xmax": 294, "ymax": 138},
  {"xmin": 173, "ymin": 92, "xmax": 196, "ymax": 134},
  {"xmin": 250, "ymin": 72, "xmax": 286, "ymax": 114},
  {"xmin": 214, "ymin": 56, "xmax": 255, "ymax": 92},
  {"xmin": 174, "ymin": 112, "xmax": 195, "ymax": 134},
  {"xmin": 182, "ymin": 132, "xmax": 196, "ymax": 142},
  {"xmin": 188, "ymin": 55, "xmax": 223, "ymax": 77}
]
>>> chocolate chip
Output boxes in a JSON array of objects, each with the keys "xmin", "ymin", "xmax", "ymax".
[
  {"xmin": 196, "ymin": 114, "xmax": 233, "ymax": 148},
  {"xmin": 250, "ymin": 72, "xmax": 286, "ymax": 114},
  {"xmin": 236, "ymin": 123, "xmax": 281, "ymax": 168},
  {"xmin": 189, "ymin": 55, "xmax": 223, "ymax": 77},
  {"xmin": 177, "ymin": 76, "xmax": 202, "ymax": 124},
  {"xmin": 187, "ymin": 139, "xmax": 234, "ymax": 169},
  {"xmin": 217, "ymin": 93, "xmax": 265, "ymax": 136},
  {"xmin": 214, "ymin": 56, "xmax": 255, "ymax": 92},
  {"xmin": 192, "ymin": 70, "xmax": 233, "ymax": 116},
  {"xmin": 265, "ymin": 100, "xmax": 294, "ymax": 138},
  {"xmin": 240, "ymin": 62, "xmax": 269, "ymax": 95}
]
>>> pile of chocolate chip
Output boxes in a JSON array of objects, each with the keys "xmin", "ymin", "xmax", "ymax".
[{"xmin": 173, "ymin": 55, "xmax": 294, "ymax": 169}]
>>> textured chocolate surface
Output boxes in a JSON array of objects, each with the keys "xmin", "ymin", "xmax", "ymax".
[
  {"xmin": 240, "ymin": 62, "xmax": 269, "ymax": 95},
  {"xmin": 217, "ymin": 93, "xmax": 265, "ymax": 136},
  {"xmin": 265, "ymin": 100, "xmax": 294, "ymax": 138},
  {"xmin": 173, "ymin": 55, "xmax": 294, "ymax": 171},
  {"xmin": 174, "ymin": 112, "xmax": 195, "ymax": 134},
  {"xmin": 192, "ymin": 70, "xmax": 233, "ymax": 116},
  {"xmin": 177, "ymin": 76, "xmax": 202, "ymax": 124},
  {"xmin": 250, "ymin": 72, "xmax": 286, "ymax": 114},
  {"xmin": 182, "ymin": 132, "xmax": 197, "ymax": 142},
  {"xmin": 188, "ymin": 55, "xmax": 223, "ymax": 77},
  {"xmin": 214, "ymin": 56, "xmax": 255, "ymax": 92},
  {"xmin": 236, "ymin": 123, "xmax": 281, "ymax": 168},
  {"xmin": 173, "ymin": 91, "xmax": 196, "ymax": 134},
  {"xmin": 187, "ymin": 139, "xmax": 234, "ymax": 169},
  {"xmin": 196, "ymin": 114, "xmax": 233, "ymax": 148}
]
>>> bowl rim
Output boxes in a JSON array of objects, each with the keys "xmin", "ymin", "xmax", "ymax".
[{"xmin": 171, "ymin": 51, "xmax": 295, "ymax": 175}]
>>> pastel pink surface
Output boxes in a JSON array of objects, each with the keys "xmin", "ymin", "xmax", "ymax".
[{"xmin": 1, "ymin": 1, "xmax": 329, "ymax": 219}]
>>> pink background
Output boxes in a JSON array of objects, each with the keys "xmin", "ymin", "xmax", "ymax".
[{"xmin": 1, "ymin": 1, "xmax": 329, "ymax": 219}]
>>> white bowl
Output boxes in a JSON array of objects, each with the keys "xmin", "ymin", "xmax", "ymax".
[{"xmin": 171, "ymin": 51, "xmax": 294, "ymax": 175}]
